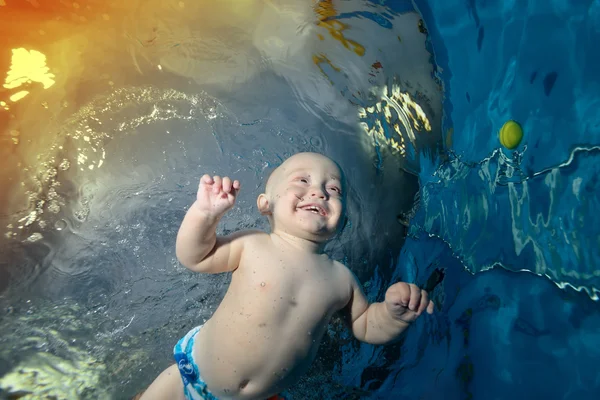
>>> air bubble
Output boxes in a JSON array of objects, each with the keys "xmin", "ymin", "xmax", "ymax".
[
  {"xmin": 310, "ymin": 136, "xmax": 322, "ymax": 148},
  {"xmin": 55, "ymin": 219, "xmax": 67, "ymax": 231}
]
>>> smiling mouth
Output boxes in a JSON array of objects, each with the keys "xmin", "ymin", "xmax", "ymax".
[{"xmin": 298, "ymin": 204, "xmax": 327, "ymax": 216}]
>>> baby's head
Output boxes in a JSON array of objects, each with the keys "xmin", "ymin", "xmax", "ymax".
[{"xmin": 257, "ymin": 152, "xmax": 347, "ymax": 243}]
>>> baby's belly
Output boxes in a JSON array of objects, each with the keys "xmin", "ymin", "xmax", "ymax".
[{"xmin": 193, "ymin": 308, "xmax": 328, "ymax": 399}]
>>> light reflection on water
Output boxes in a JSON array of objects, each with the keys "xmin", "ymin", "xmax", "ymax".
[
  {"xmin": 1, "ymin": 0, "xmax": 598, "ymax": 398},
  {"xmin": 413, "ymin": 145, "xmax": 600, "ymax": 300},
  {"xmin": 0, "ymin": 0, "xmax": 441, "ymax": 397}
]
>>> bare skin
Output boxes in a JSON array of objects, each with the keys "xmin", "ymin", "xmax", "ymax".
[{"xmin": 140, "ymin": 153, "xmax": 434, "ymax": 400}]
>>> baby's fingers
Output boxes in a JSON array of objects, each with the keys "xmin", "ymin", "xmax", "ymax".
[
  {"xmin": 408, "ymin": 284, "xmax": 422, "ymax": 311},
  {"xmin": 417, "ymin": 290, "xmax": 430, "ymax": 315},
  {"xmin": 212, "ymin": 176, "xmax": 222, "ymax": 194},
  {"xmin": 427, "ymin": 299, "xmax": 435, "ymax": 314},
  {"xmin": 222, "ymin": 177, "xmax": 233, "ymax": 193},
  {"xmin": 221, "ymin": 178, "xmax": 241, "ymax": 199},
  {"xmin": 200, "ymin": 174, "xmax": 214, "ymax": 186}
]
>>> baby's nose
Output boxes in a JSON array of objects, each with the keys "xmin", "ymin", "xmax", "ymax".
[{"xmin": 309, "ymin": 187, "xmax": 327, "ymax": 198}]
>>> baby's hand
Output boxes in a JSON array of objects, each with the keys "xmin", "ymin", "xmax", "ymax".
[
  {"xmin": 195, "ymin": 174, "xmax": 240, "ymax": 216},
  {"xmin": 384, "ymin": 282, "xmax": 434, "ymax": 324}
]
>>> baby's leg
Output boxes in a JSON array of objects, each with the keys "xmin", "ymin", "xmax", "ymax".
[{"xmin": 139, "ymin": 364, "xmax": 186, "ymax": 400}]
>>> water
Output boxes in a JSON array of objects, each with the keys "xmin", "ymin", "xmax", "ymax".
[{"xmin": 0, "ymin": 0, "xmax": 598, "ymax": 399}]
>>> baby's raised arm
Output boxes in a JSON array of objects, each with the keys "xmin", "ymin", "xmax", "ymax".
[{"xmin": 176, "ymin": 174, "xmax": 256, "ymax": 274}]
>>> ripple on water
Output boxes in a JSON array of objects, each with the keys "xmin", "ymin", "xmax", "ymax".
[
  {"xmin": 3, "ymin": 86, "xmax": 229, "ymax": 241},
  {"xmin": 414, "ymin": 146, "xmax": 600, "ymax": 299}
]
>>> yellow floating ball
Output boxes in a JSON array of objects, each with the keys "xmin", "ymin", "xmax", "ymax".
[{"xmin": 499, "ymin": 120, "xmax": 523, "ymax": 150}]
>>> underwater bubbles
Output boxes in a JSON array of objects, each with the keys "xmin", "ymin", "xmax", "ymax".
[{"xmin": 54, "ymin": 219, "xmax": 68, "ymax": 231}]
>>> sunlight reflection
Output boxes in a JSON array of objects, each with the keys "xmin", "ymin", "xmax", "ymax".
[
  {"xmin": 3, "ymin": 48, "xmax": 56, "ymax": 106},
  {"xmin": 358, "ymin": 83, "xmax": 432, "ymax": 157}
]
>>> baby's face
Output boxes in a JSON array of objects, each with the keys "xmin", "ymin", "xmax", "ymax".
[{"xmin": 267, "ymin": 153, "xmax": 346, "ymax": 242}]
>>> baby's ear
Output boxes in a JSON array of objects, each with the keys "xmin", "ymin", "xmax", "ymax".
[{"xmin": 257, "ymin": 193, "xmax": 271, "ymax": 215}]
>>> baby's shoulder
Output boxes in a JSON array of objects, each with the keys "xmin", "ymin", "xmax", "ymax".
[
  {"xmin": 330, "ymin": 260, "xmax": 355, "ymax": 284},
  {"xmin": 236, "ymin": 229, "xmax": 269, "ymax": 244},
  {"xmin": 234, "ymin": 229, "xmax": 270, "ymax": 252},
  {"xmin": 330, "ymin": 260, "xmax": 364, "ymax": 290}
]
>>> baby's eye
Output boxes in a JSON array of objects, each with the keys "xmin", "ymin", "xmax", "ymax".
[
  {"xmin": 296, "ymin": 177, "xmax": 309, "ymax": 184},
  {"xmin": 328, "ymin": 186, "xmax": 341, "ymax": 194}
]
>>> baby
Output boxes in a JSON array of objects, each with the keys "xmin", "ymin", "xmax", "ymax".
[{"xmin": 140, "ymin": 152, "xmax": 434, "ymax": 400}]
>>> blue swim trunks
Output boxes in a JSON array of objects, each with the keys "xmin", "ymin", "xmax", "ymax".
[
  {"xmin": 173, "ymin": 326, "xmax": 289, "ymax": 400},
  {"xmin": 173, "ymin": 325, "xmax": 219, "ymax": 400}
]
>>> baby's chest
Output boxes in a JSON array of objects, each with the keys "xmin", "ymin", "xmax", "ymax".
[{"xmin": 237, "ymin": 254, "xmax": 348, "ymax": 311}]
